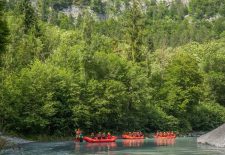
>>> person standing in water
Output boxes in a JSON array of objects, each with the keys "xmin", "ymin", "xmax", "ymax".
[
  {"xmin": 75, "ymin": 128, "xmax": 83, "ymax": 142},
  {"xmin": 75, "ymin": 128, "xmax": 81, "ymax": 139},
  {"xmin": 79, "ymin": 130, "xmax": 84, "ymax": 142}
]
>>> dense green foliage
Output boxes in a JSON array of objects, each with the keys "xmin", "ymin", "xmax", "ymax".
[
  {"xmin": 0, "ymin": 0, "xmax": 225, "ymax": 136},
  {"xmin": 0, "ymin": 0, "xmax": 9, "ymax": 58}
]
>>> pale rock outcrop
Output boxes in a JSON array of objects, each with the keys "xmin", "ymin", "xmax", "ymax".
[{"xmin": 197, "ymin": 123, "xmax": 225, "ymax": 147}]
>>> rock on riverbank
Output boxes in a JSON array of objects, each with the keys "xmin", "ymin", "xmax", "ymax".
[
  {"xmin": 197, "ymin": 123, "xmax": 225, "ymax": 147},
  {"xmin": 0, "ymin": 132, "xmax": 33, "ymax": 145}
]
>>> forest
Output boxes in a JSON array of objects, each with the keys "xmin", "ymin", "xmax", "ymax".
[{"xmin": 0, "ymin": 0, "xmax": 225, "ymax": 136}]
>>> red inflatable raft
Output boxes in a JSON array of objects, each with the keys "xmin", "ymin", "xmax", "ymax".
[
  {"xmin": 83, "ymin": 136, "xmax": 117, "ymax": 143},
  {"xmin": 122, "ymin": 135, "xmax": 145, "ymax": 139}
]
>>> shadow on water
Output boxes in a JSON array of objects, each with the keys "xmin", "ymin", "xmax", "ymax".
[{"xmin": 1, "ymin": 138, "xmax": 225, "ymax": 155}]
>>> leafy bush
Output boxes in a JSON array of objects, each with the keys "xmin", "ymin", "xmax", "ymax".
[{"xmin": 190, "ymin": 102, "xmax": 225, "ymax": 131}]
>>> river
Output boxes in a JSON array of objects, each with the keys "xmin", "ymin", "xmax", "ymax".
[{"xmin": 1, "ymin": 137, "xmax": 225, "ymax": 155}]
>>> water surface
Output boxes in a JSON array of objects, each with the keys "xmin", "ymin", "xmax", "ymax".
[{"xmin": 1, "ymin": 137, "xmax": 225, "ymax": 155}]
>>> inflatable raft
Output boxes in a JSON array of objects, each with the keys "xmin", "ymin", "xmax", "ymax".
[
  {"xmin": 154, "ymin": 135, "xmax": 176, "ymax": 139},
  {"xmin": 122, "ymin": 135, "xmax": 145, "ymax": 139},
  {"xmin": 83, "ymin": 136, "xmax": 117, "ymax": 143}
]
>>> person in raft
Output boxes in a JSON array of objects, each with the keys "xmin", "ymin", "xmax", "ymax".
[
  {"xmin": 97, "ymin": 132, "xmax": 102, "ymax": 140},
  {"xmin": 128, "ymin": 132, "xmax": 132, "ymax": 136},
  {"xmin": 166, "ymin": 131, "xmax": 170, "ymax": 136},
  {"xmin": 171, "ymin": 131, "xmax": 176, "ymax": 136},
  {"xmin": 91, "ymin": 132, "xmax": 95, "ymax": 139},
  {"xmin": 159, "ymin": 132, "xmax": 163, "ymax": 137},
  {"xmin": 107, "ymin": 132, "xmax": 112, "ymax": 139},
  {"xmin": 102, "ymin": 132, "xmax": 106, "ymax": 139}
]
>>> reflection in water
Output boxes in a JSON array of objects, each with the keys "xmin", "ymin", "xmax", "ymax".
[
  {"xmin": 85, "ymin": 142, "xmax": 117, "ymax": 150},
  {"xmin": 122, "ymin": 139, "xmax": 144, "ymax": 148},
  {"xmin": 74, "ymin": 142, "xmax": 81, "ymax": 154},
  {"xmin": 154, "ymin": 137, "xmax": 176, "ymax": 146}
]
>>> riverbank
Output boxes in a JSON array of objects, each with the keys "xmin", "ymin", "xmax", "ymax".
[
  {"xmin": 25, "ymin": 135, "xmax": 74, "ymax": 142},
  {"xmin": 0, "ymin": 131, "xmax": 33, "ymax": 150},
  {"xmin": 0, "ymin": 137, "xmax": 8, "ymax": 150}
]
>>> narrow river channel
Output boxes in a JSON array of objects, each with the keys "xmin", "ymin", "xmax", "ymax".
[{"xmin": 1, "ymin": 137, "xmax": 225, "ymax": 155}]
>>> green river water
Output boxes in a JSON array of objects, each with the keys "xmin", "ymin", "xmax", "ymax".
[{"xmin": 1, "ymin": 137, "xmax": 225, "ymax": 155}]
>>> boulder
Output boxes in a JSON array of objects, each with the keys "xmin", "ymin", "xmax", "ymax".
[{"xmin": 197, "ymin": 123, "xmax": 225, "ymax": 147}]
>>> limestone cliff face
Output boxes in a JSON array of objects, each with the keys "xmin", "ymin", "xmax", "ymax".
[
  {"xmin": 197, "ymin": 123, "xmax": 225, "ymax": 147},
  {"xmin": 61, "ymin": 0, "xmax": 189, "ymax": 20},
  {"xmin": 29, "ymin": 0, "xmax": 190, "ymax": 20}
]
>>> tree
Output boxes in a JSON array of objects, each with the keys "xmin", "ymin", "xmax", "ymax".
[
  {"xmin": 0, "ymin": 0, "xmax": 9, "ymax": 58},
  {"xmin": 0, "ymin": 0, "xmax": 9, "ymax": 129},
  {"xmin": 38, "ymin": 0, "xmax": 49, "ymax": 22},
  {"xmin": 1, "ymin": 60, "xmax": 81, "ymax": 135},
  {"xmin": 189, "ymin": 0, "xmax": 225, "ymax": 19},
  {"xmin": 203, "ymin": 42, "xmax": 225, "ymax": 106},
  {"xmin": 18, "ymin": 0, "xmax": 38, "ymax": 34},
  {"xmin": 123, "ymin": 0, "xmax": 145, "ymax": 62},
  {"xmin": 162, "ymin": 52, "xmax": 203, "ymax": 131},
  {"xmin": 91, "ymin": 0, "xmax": 106, "ymax": 15},
  {"xmin": 58, "ymin": 13, "xmax": 74, "ymax": 29},
  {"xmin": 169, "ymin": 0, "xmax": 188, "ymax": 20},
  {"xmin": 79, "ymin": 10, "xmax": 95, "ymax": 83}
]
